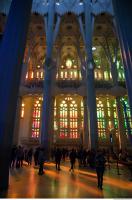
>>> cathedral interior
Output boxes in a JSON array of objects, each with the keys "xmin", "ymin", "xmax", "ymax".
[
  {"xmin": 0, "ymin": 4, "xmax": 131, "ymax": 151},
  {"xmin": 0, "ymin": 0, "xmax": 132, "ymax": 197}
]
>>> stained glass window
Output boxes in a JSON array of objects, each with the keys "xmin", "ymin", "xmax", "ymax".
[
  {"xmin": 96, "ymin": 96, "xmax": 119, "ymax": 140},
  {"xmin": 97, "ymin": 100, "xmax": 106, "ymax": 139},
  {"xmin": 93, "ymin": 51, "xmax": 112, "ymax": 82},
  {"xmin": 56, "ymin": 57, "xmax": 82, "ymax": 80},
  {"xmin": 32, "ymin": 98, "xmax": 42, "ymax": 138},
  {"xmin": 121, "ymin": 97, "xmax": 132, "ymax": 135},
  {"xmin": 25, "ymin": 59, "xmax": 45, "ymax": 82},
  {"xmin": 69, "ymin": 102, "xmax": 78, "ymax": 138},
  {"xmin": 66, "ymin": 59, "xmax": 72, "ymax": 68},
  {"xmin": 117, "ymin": 60, "xmax": 125, "ymax": 82},
  {"xmin": 54, "ymin": 95, "xmax": 84, "ymax": 140}
]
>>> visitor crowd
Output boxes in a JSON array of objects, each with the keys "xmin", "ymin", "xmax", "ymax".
[{"xmin": 10, "ymin": 145, "xmax": 132, "ymax": 190}]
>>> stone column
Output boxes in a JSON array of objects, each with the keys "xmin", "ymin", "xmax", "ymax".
[
  {"xmin": 13, "ymin": 97, "xmax": 22, "ymax": 145},
  {"xmin": 41, "ymin": 0, "xmax": 55, "ymax": 157},
  {"xmin": 49, "ymin": 97, "xmax": 55, "ymax": 150},
  {"xmin": 111, "ymin": 63, "xmax": 118, "ymax": 86},
  {"xmin": 112, "ymin": 0, "xmax": 132, "ymax": 116},
  {"xmin": 83, "ymin": 96, "xmax": 89, "ymax": 149},
  {"xmin": 0, "ymin": 0, "xmax": 32, "ymax": 190},
  {"xmin": 84, "ymin": 0, "xmax": 98, "ymax": 149},
  {"xmin": 116, "ymin": 97, "xmax": 127, "ymax": 149}
]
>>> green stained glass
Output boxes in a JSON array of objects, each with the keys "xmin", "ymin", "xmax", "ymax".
[
  {"xmin": 104, "ymin": 71, "xmax": 109, "ymax": 81},
  {"xmin": 103, "ymin": 121, "xmax": 105, "ymax": 128},
  {"xmin": 97, "ymin": 111, "xmax": 99, "ymax": 118},
  {"xmin": 117, "ymin": 60, "xmax": 120, "ymax": 69},
  {"xmin": 117, "ymin": 60, "xmax": 125, "ymax": 81},
  {"xmin": 108, "ymin": 110, "xmax": 111, "ymax": 117},
  {"xmin": 114, "ymin": 111, "xmax": 117, "ymax": 118},
  {"xmin": 121, "ymin": 97, "xmax": 132, "ymax": 134},
  {"xmin": 118, "ymin": 72, "xmax": 122, "ymax": 79},
  {"xmin": 114, "ymin": 119, "xmax": 118, "ymax": 128}
]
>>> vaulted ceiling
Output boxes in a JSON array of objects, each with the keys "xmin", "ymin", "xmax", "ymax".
[{"xmin": 0, "ymin": 10, "xmax": 116, "ymax": 70}]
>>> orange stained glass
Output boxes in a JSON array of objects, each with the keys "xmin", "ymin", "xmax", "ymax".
[
  {"xmin": 32, "ymin": 98, "xmax": 42, "ymax": 138},
  {"xmin": 31, "ymin": 71, "xmax": 34, "ymax": 79},
  {"xmin": 21, "ymin": 102, "xmax": 25, "ymax": 118}
]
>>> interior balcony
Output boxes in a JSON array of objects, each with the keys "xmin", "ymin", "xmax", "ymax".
[
  {"xmin": 56, "ymin": 79, "xmax": 82, "ymax": 88},
  {"xmin": 24, "ymin": 79, "xmax": 43, "ymax": 88},
  {"xmin": 20, "ymin": 136, "xmax": 40, "ymax": 147}
]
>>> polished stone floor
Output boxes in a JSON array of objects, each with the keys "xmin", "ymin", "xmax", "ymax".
[{"xmin": 0, "ymin": 161, "xmax": 132, "ymax": 198}]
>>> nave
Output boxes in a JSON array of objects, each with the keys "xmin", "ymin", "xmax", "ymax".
[{"xmin": 1, "ymin": 161, "xmax": 132, "ymax": 198}]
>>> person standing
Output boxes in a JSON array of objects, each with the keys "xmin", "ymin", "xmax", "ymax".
[
  {"xmin": 10, "ymin": 145, "xmax": 17, "ymax": 168},
  {"xmin": 69, "ymin": 149, "xmax": 76, "ymax": 172},
  {"xmin": 55, "ymin": 148, "xmax": 62, "ymax": 171},
  {"xmin": 27, "ymin": 148, "xmax": 33, "ymax": 165},
  {"xmin": 95, "ymin": 150, "xmax": 106, "ymax": 190},
  {"xmin": 34, "ymin": 147, "xmax": 40, "ymax": 166},
  {"xmin": 38, "ymin": 147, "xmax": 45, "ymax": 175}
]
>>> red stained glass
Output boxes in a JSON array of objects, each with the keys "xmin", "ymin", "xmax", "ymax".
[{"xmin": 32, "ymin": 99, "xmax": 41, "ymax": 138}]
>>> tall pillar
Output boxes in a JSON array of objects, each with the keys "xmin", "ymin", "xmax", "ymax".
[
  {"xmin": 83, "ymin": 96, "xmax": 89, "ymax": 149},
  {"xmin": 41, "ymin": 0, "xmax": 55, "ymax": 157},
  {"xmin": 13, "ymin": 97, "xmax": 22, "ymax": 145},
  {"xmin": 49, "ymin": 97, "xmax": 55, "ymax": 150},
  {"xmin": 116, "ymin": 97, "xmax": 127, "ymax": 149},
  {"xmin": 84, "ymin": 0, "xmax": 98, "ymax": 149},
  {"xmin": 111, "ymin": 63, "xmax": 118, "ymax": 86},
  {"xmin": 0, "ymin": 0, "xmax": 32, "ymax": 190},
  {"xmin": 112, "ymin": 0, "xmax": 132, "ymax": 116}
]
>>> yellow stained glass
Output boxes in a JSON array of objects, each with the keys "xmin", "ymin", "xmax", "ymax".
[
  {"xmin": 66, "ymin": 59, "xmax": 72, "ymax": 68},
  {"xmin": 21, "ymin": 102, "xmax": 25, "ymax": 118}
]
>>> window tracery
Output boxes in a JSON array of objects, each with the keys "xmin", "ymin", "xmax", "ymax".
[
  {"xmin": 96, "ymin": 96, "xmax": 119, "ymax": 140},
  {"xmin": 56, "ymin": 57, "xmax": 82, "ymax": 80},
  {"xmin": 32, "ymin": 97, "xmax": 42, "ymax": 138},
  {"xmin": 54, "ymin": 95, "xmax": 84, "ymax": 139}
]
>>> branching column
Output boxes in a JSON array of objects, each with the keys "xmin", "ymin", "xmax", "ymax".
[
  {"xmin": 83, "ymin": 96, "xmax": 89, "ymax": 148},
  {"xmin": 13, "ymin": 97, "xmax": 23, "ymax": 145},
  {"xmin": 112, "ymin": 0, "xmax": 132, "ymax": 117},
  {"xmin": 49, "ymin": 97, "xmax": 55, "ymax": 149},
  {"xmin": 41, "ymin": 1, "xmax": 61, "ymax": 158},
  {"xmin": 41, "ymin": 1, "xmax": 55, "ymax": 154},
  {"xmin": 0, "ymin": 0, "xmax": 32, "ymax": 190},
  {"xmin": 84, "ymin": 0, "xmax": 98, "ymax": 149}
]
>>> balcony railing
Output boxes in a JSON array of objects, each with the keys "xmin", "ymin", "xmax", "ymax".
[
  {"xmin": 24, "ymin": 79, "xmax": 43, "ymax": 88},
  {"xmin": 56, "ymin": 79, "xmax": 82, "ymax": 88},
  {"xmin": 20, "ymin": 137, "xmax": 40, "ymax": 146}
]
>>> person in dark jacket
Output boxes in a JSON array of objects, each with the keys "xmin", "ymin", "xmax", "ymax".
[
  {"xmin": 55, "ymin": 148, "xmax": 62, "ymax": 171},
  {"xmin": 69, "ymin": 149, "xmax": 76, "ymax": 172},
  {"xmin": 38, "ymin": 147, "xmax": 45, "ymax": 175},
  {"xmin": 27, "ymin": 148, "xmax": 33, "ymax": 165},
  {"xmin": 95, "ymin": 150, "xmax": 106, "ymax": 190},
  {"xmin": 10, "ymin": 145, "xmax": 17, "ymax": 168},
  {"xmin": 34, "ymin": 147, "xmax": 40, "ymax": 166}
]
